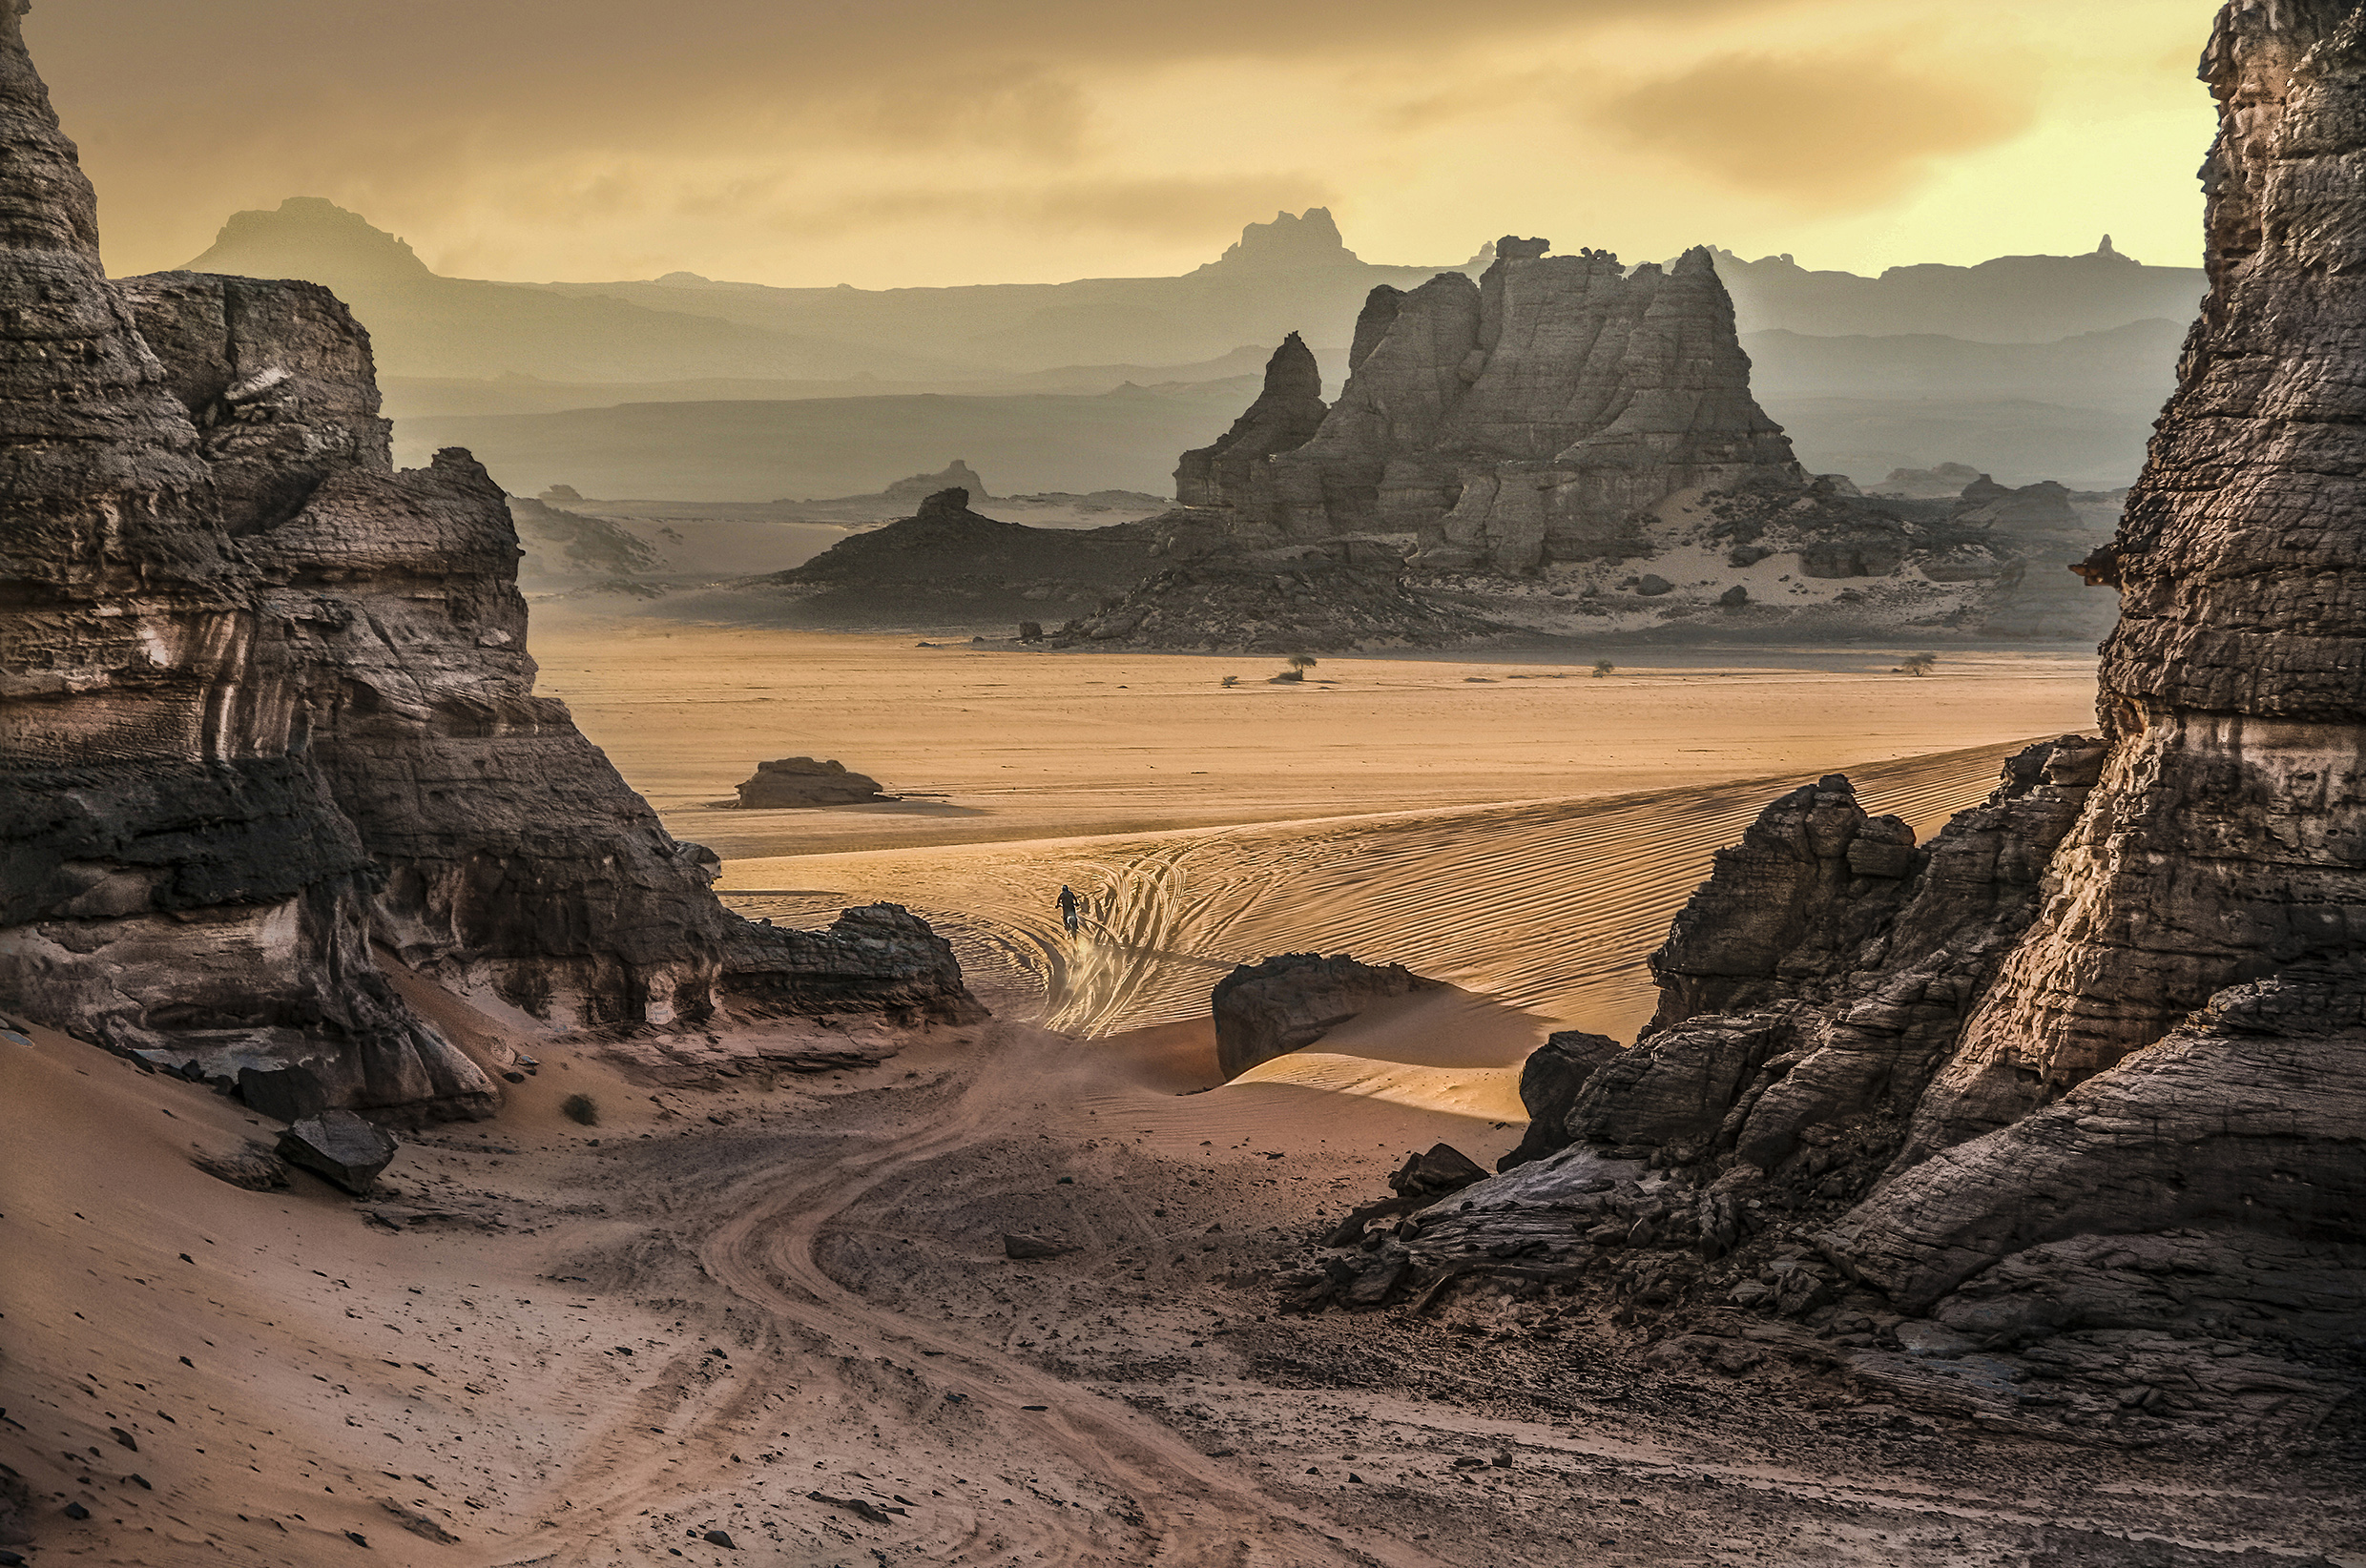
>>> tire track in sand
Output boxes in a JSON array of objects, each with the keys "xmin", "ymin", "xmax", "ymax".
[
  {"xmin": 733, "ymin": 738, "xmax": 2031, "ymax": 1042},
  {"xmin": 691, "ymin": 1021, "xmax": 1442, "ymax": 1568}
]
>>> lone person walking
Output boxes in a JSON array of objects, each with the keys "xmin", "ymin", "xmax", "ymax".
[{"xmin": 1057, "ymin": 884, "xmax": 1081, "ymax": 937}]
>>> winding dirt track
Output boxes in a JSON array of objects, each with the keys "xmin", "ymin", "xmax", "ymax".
[{"xmin": 693, "ymin": 1031, "xmax": 1441, "ymax": 1568}]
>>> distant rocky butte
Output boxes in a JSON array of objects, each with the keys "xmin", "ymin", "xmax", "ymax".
[
  {"xmin": 0, "ymin": 9, "xmax": 978, "ymax": 1123},
  {"xmin": 1222, "ymin": 239, "xmax": 1804, "ymax": 573},
  {"xmin": 1290, "ymin": 0, "xmax": 2365, "ymax": 1437},
  {"xmin": 1195, "ymin": 207, "xmax": 1364, "ymax": 273}
]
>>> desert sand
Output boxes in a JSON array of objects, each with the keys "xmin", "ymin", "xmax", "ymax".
[{"xmin": 9, "ymin": 624, "xmax": 2353, "ymax": 1565}]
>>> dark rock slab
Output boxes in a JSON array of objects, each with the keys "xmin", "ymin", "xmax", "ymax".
[{"xmin": 277, "ymin": 1109, "xmax": 400, "ymax": 1195}]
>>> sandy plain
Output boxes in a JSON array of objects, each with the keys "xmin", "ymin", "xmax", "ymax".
[{"xmin": 8, "ymin": 622, "xmax": 2356, "ymax": 1567}]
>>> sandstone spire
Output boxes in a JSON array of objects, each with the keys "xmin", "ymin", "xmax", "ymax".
[
  {"xmin": 1196, "ymin": 237, "xmax": 1800, "ymax": 568},
  {"xmin": 1173, "ymin": 331, "xmax": 1327, "ymax": 512}
]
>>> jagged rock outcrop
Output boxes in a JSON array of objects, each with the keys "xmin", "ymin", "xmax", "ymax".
[
  {"xmin": 733, "ymin": 756, "xmax": 888, "ymax": 808},
  {"xmin": 1291, "ymin": 0, "xmax": 2366, "ymax": 1441},
  {"xmin": 0, "ymin": 10, "xmax": 978, "ymax": 1121},
  {"xmin": 1199, "ymin": 241, "xmax": 1801, "ymax": 571},
  {"xmin": 1211, "ymin": 953, "xmax": 1440, "ymax": 1080},
  {"xmin": 1173, "ymin": 333, "xmax": 1326, "ymax": 510},
  {"xmin": 1495, "ymin": 1029, "xmax": 1620, "ymax": 1170}
]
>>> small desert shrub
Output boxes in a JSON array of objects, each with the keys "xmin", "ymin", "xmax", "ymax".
[
  {"xmin": 561, "ymin": 1092, "xmax": 600, "ymax": 1126},
  {"xmin": 1221, "ymin": 674, "xmax": 1239, "ymax": 687},
  {"xmin": 1591, "ymin": 659, "xmax": 1615, "ymax": 678},
  {"xmin": 1287, "ymin": 653, "xmax": 1318, "ymax": 673},
  {"xmin": 1900, "ymin": 651, "xmax": 1939, "ymax": 677}
]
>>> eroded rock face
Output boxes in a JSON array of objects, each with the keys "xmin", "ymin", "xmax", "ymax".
[
  {"xmin": 1211, "ymin": 952, "xmax": 1439, "ymax": 1080},
  {"xmin": 1173, "ymin": 332, "xmax": 1326, "ymax": 514},
  {"xmin": 1889, "ymin": 0, "xmax": 2366, "ymax": 1165},
  {"xmin": 1298, "ymin": 2, "xmax": 2365, "ymax": 1439},
  {"xmin": 1216, "ymin": 242, "xmax": 1801, "ymax": 570},
  {"xmin": 0, "ymin": 10, "xmax": 979, "ymax": 1119}
]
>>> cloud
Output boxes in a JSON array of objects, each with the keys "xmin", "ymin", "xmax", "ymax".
[
  {"xmin": 1591, "ymin": 46, "xmax": 2042, "ymax": 209},
  {"xmin": 780, "ymin": 175, "xmax": 1339, "ymax": 241}
]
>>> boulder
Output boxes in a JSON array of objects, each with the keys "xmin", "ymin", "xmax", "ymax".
[
  {"xmin": 238, "ymin": 1064, "xmax": 329, "ymax": 1124},
  {"xmin": 277, "ymin": 1110, "xmax": 400, "ymax": 1195},
  {"xmin": 1496, "ymin": 1030, "xmax": 1622, "ymax": 1170},
  {"xmin": 1211, "ymin": 953, "xmax": 1441, "ymax": 1079},
  {"xmin": 733, "ymin": 757, "xmax": 888, "ymax": 808}
]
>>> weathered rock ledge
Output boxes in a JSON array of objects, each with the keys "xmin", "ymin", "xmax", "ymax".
[{"xmin": 0, "ymin": 9, "xmax": 979, "ymax": 1123}]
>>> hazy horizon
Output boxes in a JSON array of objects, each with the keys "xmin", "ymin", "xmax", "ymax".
[{"xmin": 32, "ymin": 0, "xmax": 2216, "ymax": 291}]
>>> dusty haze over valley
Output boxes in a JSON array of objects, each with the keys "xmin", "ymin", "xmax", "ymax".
[{"xmin": 2, "ymin": 3, "xmax": 2361, "ymax": 1568}]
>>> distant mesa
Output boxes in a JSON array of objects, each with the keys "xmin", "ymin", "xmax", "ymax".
[
  {"xmin": 1865, "ymin": 462, "xmax": 1984, "ymax": 499},
  {"xmin": 183, "ymin": 195, "xmax": 433, "ymax": 282},
  {"xmin": 733, "ymin": 757, "xmax": 891, "ymax": 809},
  {"xmin": 882, "ymin": 459, "xmax": 991, "ymax": 503},
  {"xmin": 1197, "ymin": 208, "xmax": 1362, "ymax": 274}
]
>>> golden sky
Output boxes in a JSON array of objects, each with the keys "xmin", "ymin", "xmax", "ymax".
[{"xmin": 31, "ymin": 0, "xmax": 2220, "ymax": 287}]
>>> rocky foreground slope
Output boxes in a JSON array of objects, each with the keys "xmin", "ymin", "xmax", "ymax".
[
  {"xmin": 1295, "ymin": 0, "xmax": 2365, "ymax": 1440},
  {"xmin": 0, "ymin": 5, "xmax": 976, "ymax": 1122}
]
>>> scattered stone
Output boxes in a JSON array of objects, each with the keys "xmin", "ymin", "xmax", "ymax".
[
  {"xmin": 731, "ymin": 757, "xmax": 889, "ymax": 808},
  {"xmin": 1002, "ymin": 1233, "xmax": 1072, "ymax": 1261}
]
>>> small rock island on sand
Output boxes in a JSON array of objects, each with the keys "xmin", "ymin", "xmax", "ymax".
[{"xmin": 732, "ymin": 756, "xmax": 892, "ymax": 808}]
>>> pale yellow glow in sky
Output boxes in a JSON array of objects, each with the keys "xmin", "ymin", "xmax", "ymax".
[{"xmin": 32, "ymin": 0, "xmax": 2219, "ymax": 286}]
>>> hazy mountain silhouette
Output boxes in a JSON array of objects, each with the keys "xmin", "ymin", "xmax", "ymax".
[{"xmin": 186, "ymin": 201, "xmax": 2206, "ymax": 496}]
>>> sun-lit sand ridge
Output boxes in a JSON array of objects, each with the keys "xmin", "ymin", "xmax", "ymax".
[{"xmin": 534, "ymin": 617, "xmax": 2099, "ymax": 1121}]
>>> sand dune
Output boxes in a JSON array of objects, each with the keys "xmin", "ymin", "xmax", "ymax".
[{"xmin": 720, "ymin": 741, "xmax": 2024, "ymax": 1068}]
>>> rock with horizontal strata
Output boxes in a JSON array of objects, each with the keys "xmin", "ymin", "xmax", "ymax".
[
  {"xmin": 1301, "ymin": 2, "xmax": 2366, "ymax": 1437},
  {"xmin": 0, "ymin": 10, "xmax": 980, "ymax": 1121}
]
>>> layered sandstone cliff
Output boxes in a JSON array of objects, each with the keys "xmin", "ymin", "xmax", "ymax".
[
  {"xmin": 1294, "ymin": 0, "xmax": 2365, "ymax": 1434},
  {"xmin": 0, "ymin": 6, "xmax": 976, "ymax": 1121}
]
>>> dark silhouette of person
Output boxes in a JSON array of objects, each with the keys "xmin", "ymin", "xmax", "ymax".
[{"xmin": 1058, "ymin": 884, "xmax": 1080, "ymax": 936}]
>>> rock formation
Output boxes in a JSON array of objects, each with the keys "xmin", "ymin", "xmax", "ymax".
[
  {"xmin": 733, "ymin": 757, "xmax": 888, "ymax": 808},
  {"xmin": 1188, "ymin": 241, "xmax": 1801, "ymax": 571},
  {"xmin": 882, "ymin": 459, "xmax": 991, "ymax": 503},
  {"xmin": 1173, "ymin": 333, "xmax": 1326, "ymax": 510},
  {"xmin": 1291, "ymin": 0, "xmax": 2366, "ymax": 1438},
  {"xmin": 743, "ymin": 488, "xmax": 1167, "ymax": 627},
  {"xmin": 0, "ymin": 8, "xmax": 977, "ymax": 1122},
  {"xmin": 1211, "ymin": 953, "xmax": 1440, "ymax": 1080}
]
